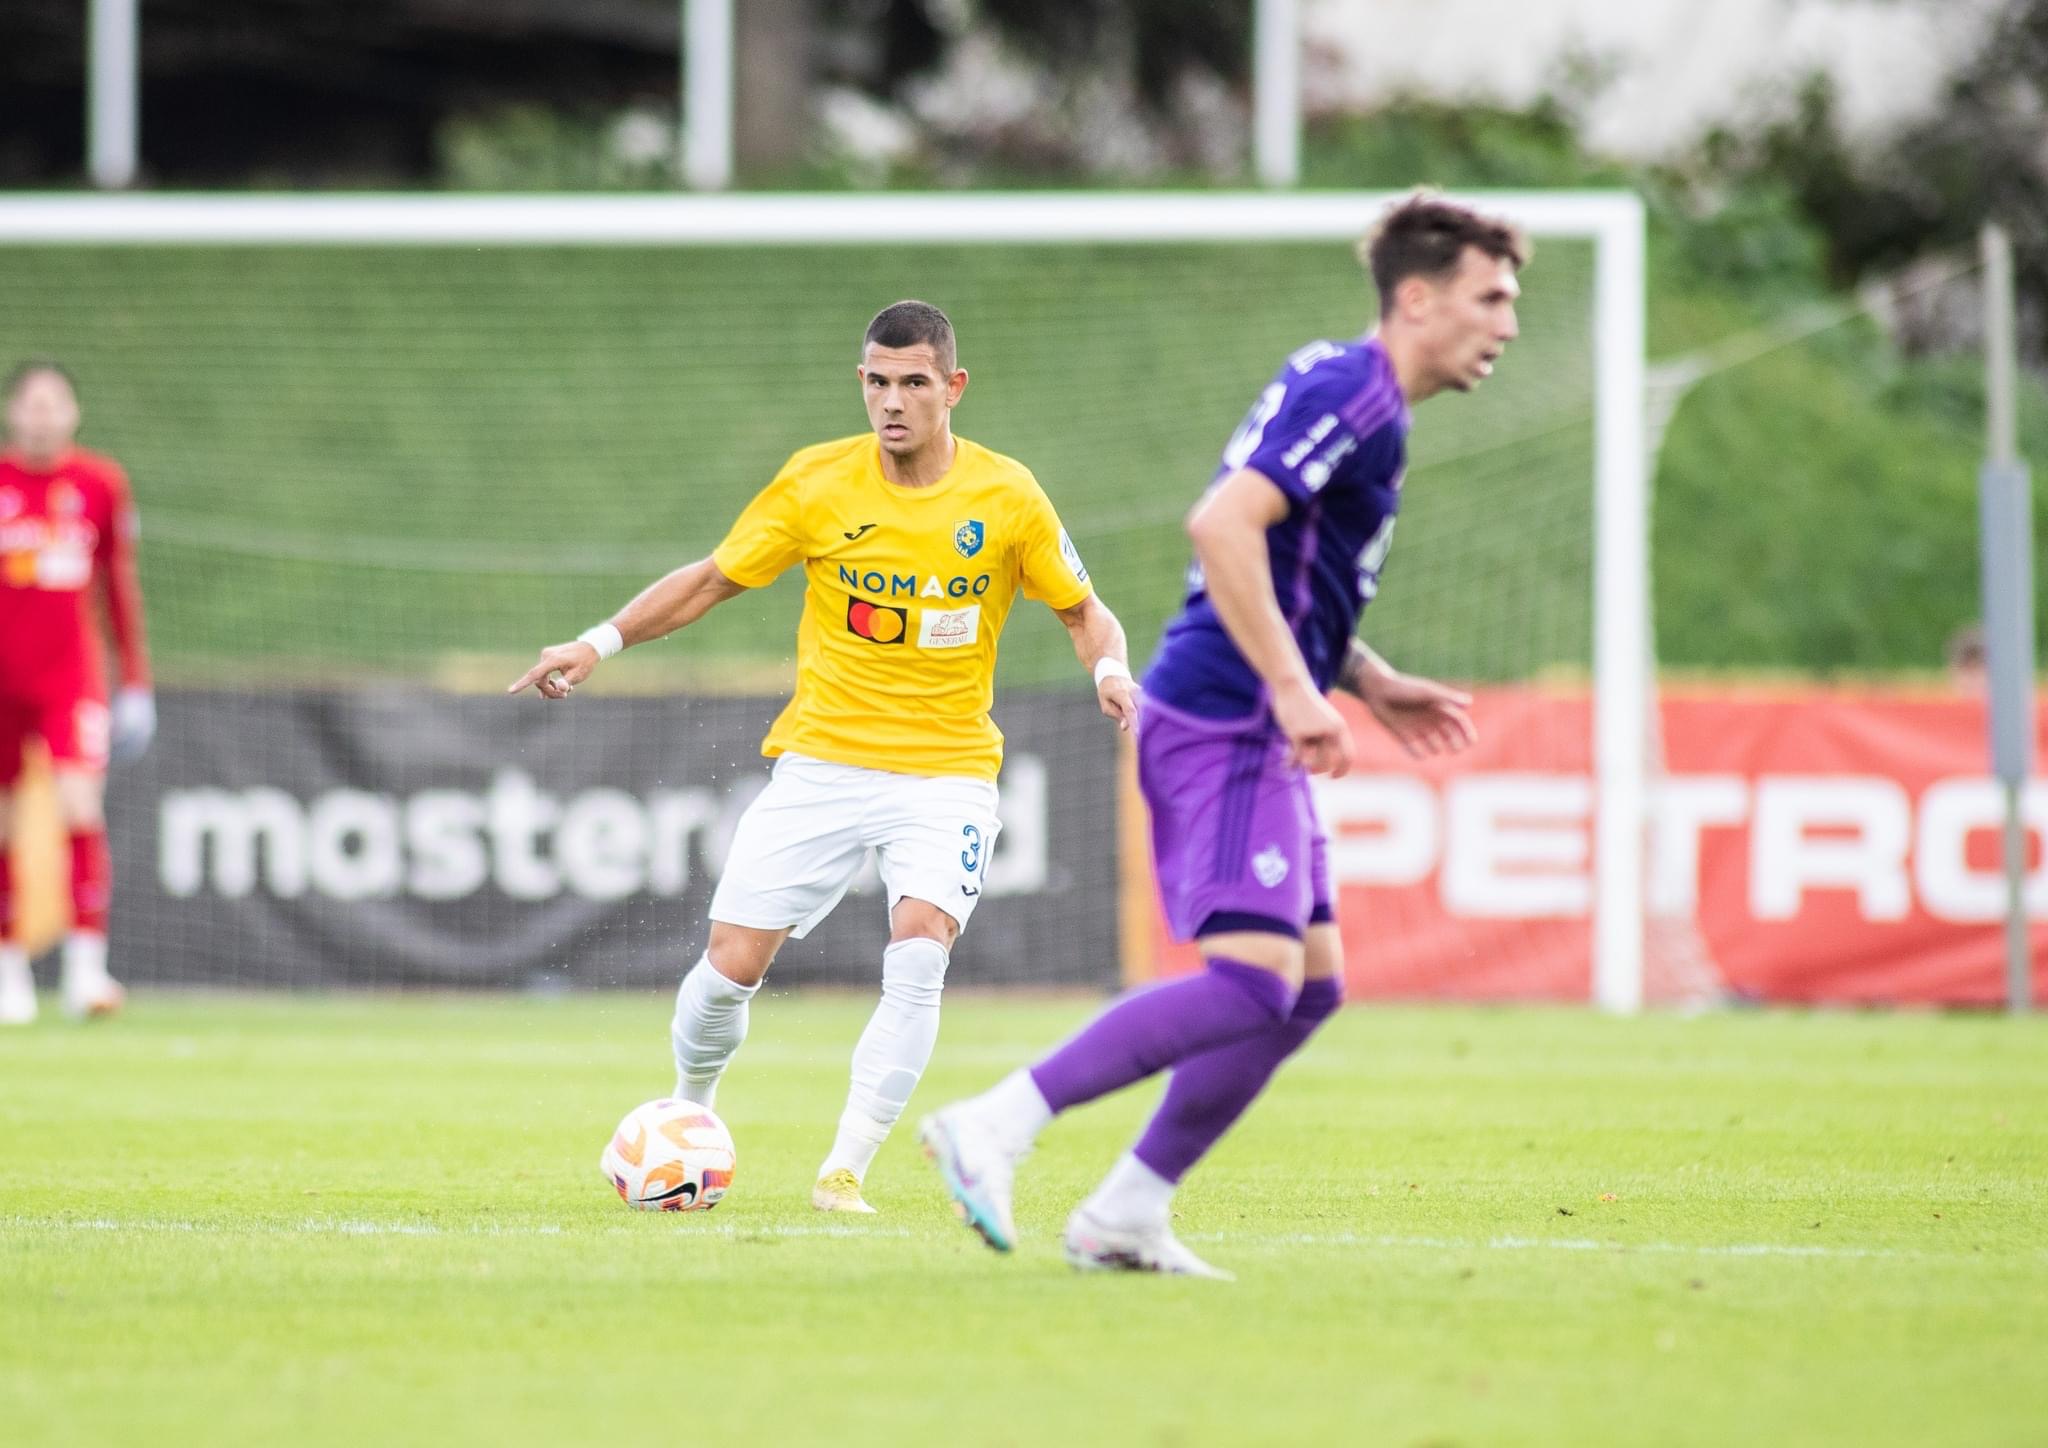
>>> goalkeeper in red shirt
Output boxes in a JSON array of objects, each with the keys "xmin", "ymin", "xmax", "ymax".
[{"xmin": 0, "ymin": 362, "xmax": 154, "ymax": 1023}]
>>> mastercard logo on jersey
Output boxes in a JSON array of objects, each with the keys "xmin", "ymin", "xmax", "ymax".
[{"xmin": 846, "ymin": 596, "xmax": 908, "ymax": 644}]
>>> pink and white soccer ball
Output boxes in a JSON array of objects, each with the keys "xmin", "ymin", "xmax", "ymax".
[{"xmin": 600, "ymin": 1098, "xmax": 737, "ymax": 1212}]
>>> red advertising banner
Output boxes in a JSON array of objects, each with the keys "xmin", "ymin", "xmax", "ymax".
[{"xmin": 1150, "ymin": 688, "xmax": 2048, "ymax": 1005}]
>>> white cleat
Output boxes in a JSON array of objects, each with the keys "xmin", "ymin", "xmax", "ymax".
[
  {"xmin": 1062, "ymin": 1206, "xmax": 1234, "ymax": 1281},
  {"xmin": 61, "ymin": 974, "xmax": 125, "ymax": 1022},
  {"xmin": 918, "ymin": 1105, "xmax": 1023, "ymax": 1253},
  {"xmin": 0, "ymin": 971, "xmax": 36, "ymax": 1026}
]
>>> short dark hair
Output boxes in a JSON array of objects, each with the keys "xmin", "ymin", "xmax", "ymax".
[
  {"xmin": 1361, "ymin": 192, "xmax": 1529, "ymax": 316},
  {"xmin": 863, "ymin": 300, "xmax": 956, "ymax": 373},
  {"xmin": 4, "ymin": 358, "xmax": 77, "ymax": 401}
]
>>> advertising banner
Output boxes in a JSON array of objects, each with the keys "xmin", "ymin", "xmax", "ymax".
[
  {"xmin": 1151, "ymin": 688, "xmax": 2048, "ymax": 1005},
  {"xmin": 90, "ymin": 684, "xmax": 2046, "ymax": 1004},
  {"xmin": 108, "ymin": 689, "xmax": 1120, "ymax": 990}
]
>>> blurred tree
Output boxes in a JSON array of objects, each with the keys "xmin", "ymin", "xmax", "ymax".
[
  {"xmin": 818, "ymin": 0, "xmax": 1246, "ymax": 103},
  {"xmin": 1742, "ymin": 0, "xmax": 2048, "ymax": 359},
  {"xmin": 1, "ymin": 0, "xmax": 1257, "ymax": 185},
  {"xmin": 737, "ymin": 0, "xmax": 817, "ymax": 171},
  {"xmin": 813, "ymin": 0, "xmax": 1252, "ymax": 176},
  {"xmin": 974, "ymin": 0, "xmax": 1248, "ymax": 107},
  {"xmin": 0, "ymin": 0, "xmax": 682, "ymax": 186},
  {"xmin": 814, "ymin": 0, "xmax": 946, "ymax": 88}
]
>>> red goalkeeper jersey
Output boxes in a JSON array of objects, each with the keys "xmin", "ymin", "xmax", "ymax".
[{"xmin": 0, "ymin": 447, "xmax": 150, "ymax": 704}]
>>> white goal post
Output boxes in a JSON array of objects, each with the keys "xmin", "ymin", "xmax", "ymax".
[{"xmin": 0, "ymin": 189, "xmax": 1649, "ymax": 1011}]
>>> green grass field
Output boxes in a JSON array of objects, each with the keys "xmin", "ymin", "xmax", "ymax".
[
  {"xmin": 3, "ymin": 994, "xmax": 2043, "ymax": 1446},
  {"xmin": 0, "ymin": 239, "xmax": 1600, "ymax": 688},
  {"xmin": 5, "ymin": 229, "xmax": 2045, "ymax": 687}
]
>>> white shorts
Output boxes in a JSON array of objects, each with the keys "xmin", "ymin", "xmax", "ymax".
[{"xmin": 709, "ymin": 753, "xmax": 1002, "ymax": 939}]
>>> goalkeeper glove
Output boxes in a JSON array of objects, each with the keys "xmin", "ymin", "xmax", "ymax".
[{"xmin": 110, "ymin": 687, "xmax": 157, "ymax": 765}]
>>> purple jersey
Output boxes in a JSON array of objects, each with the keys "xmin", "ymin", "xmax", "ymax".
[{"xmin": 1145, "ymin": 337, "xmax": 1410, "ymax": 720}]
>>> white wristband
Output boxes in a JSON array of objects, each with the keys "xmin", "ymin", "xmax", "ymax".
[
  {"xmin": 577, "ymin": 623, "xmax": 624, "ymax": 661},
  {"xmin": 1093, "ymin": 657, "xmax": 1132, "ymax": 687}
]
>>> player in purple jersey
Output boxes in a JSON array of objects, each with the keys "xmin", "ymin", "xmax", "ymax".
[{"xmin": 922, "ymin": 193, "xmax": 1526, "ymax": 1276}]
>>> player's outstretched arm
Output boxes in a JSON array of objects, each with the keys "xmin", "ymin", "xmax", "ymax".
[
  {"xmin": 506, "ymin": 556, "xmax": 749, "ymax": 700},
  {"xmin": 1335, "ymin": 639, "xmax": 1476, "ymax": 759},
  {"xmin": 100, "ymin": 467, "xmax": 156, "ymax": 763},
  {"xmin": 1051, "ymin": 594, "xmax": 1138, "ymax": 732},
  {"xmin": 1188, "ymin": 469, "xmax": 1353, "ymax": 776}
]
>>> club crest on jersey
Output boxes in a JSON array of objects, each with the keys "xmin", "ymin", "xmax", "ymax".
[
  {"xmin": 953, "ymin": 519, "xmax": 985, "ymax": 559},
  {"xmin": 1251, "ymin": 845, "xmax": 1290, "ymax": 888},
  {"xmin": 846, "ymin": 596, "xmax": 908, "ymax": 644}
]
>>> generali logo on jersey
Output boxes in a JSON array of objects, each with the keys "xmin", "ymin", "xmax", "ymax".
[{"xmin": 917, "ymin": 605, "xmax": 980, "ymax": 649}]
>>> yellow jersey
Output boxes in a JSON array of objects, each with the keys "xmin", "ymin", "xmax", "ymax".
[{"xmin": 711, "ymin": 433, "xmax": 1093, "ymax": 781}]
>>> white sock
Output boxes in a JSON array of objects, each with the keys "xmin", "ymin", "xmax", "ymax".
[
  {"xmin": 61, "ymin": 931, "xmax": 110, "ymax": 991},
  {"xmin": 971, "ymin": 1068, "xmax": 1054, "ymax": 1150},
  {"xmin": 670, "ymin": 953, "xmax": 760, "ymax": 1107},
  {"xmin": 0, "ymin": 945, "xmax": 32, "ymax": 1022},
  {"xmin": 1082, "ymin": 1152, "xmax": 1176, "ymax": 1231},
  {"xmin": 820, "ymin": 937, "xmax": 949, "ymax": 1180},
  {"xmin": 59, "ymin": 931, "xmax": 115, "ymax": 1017}
]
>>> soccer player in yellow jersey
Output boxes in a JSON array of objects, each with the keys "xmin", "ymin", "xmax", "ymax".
[{"xmin": 510, "ymin": 301, "xmax": 1136, "ymax": 1213}]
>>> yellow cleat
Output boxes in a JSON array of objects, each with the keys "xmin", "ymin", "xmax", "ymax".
[{"xmin": 810, "ymin": 1168, "xmax": 878, "ymax": 1214}]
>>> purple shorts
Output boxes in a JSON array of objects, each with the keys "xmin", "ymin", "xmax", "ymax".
[{"xmin": 1138, "ymin": 694, "xmax": 1332, "ymax": 943}]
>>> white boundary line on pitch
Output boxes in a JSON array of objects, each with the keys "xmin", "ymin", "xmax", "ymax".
[
  {"xmin": 1190, "ymin": 1231, "xmax": 1929, "ymax": 1261},
  {"xmin": 6, "ymin": 1216, "xmax": 2007, "ymax": 1261},
  {"xmin": 7, "ymin": 1217, "xmax": 912, "ymax": 1240}
]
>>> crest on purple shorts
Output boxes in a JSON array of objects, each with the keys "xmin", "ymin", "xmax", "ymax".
[{"xmin": 1252, "ymin": 844, "xmax": 1290, "ymax": 888}]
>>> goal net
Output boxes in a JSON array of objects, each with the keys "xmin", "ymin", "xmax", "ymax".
[{"xmin": 0, "ymin": 192, "xmax": 1674, "ymax": 1007}]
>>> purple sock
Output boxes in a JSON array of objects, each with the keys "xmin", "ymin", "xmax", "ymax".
[
  {"xmin": 1132, "ymin": 976, "xmax": 1344, "ymax": 1183},
  {"xmin": 1028, "ymin": 958, "xmax": 1296, "ymax": 1114}
]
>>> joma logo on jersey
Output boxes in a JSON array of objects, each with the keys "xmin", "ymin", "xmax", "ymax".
[
  {"xmin": 953, "ymin": 519, "xmax": 984, "ymax": 558},
  {"xmin": 836, "ymin": 564, "xmax": 992, "ymax": 600},
  {"xmin": 846, "ymin": 597, "xmax": 908, "ymax": 644}
]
